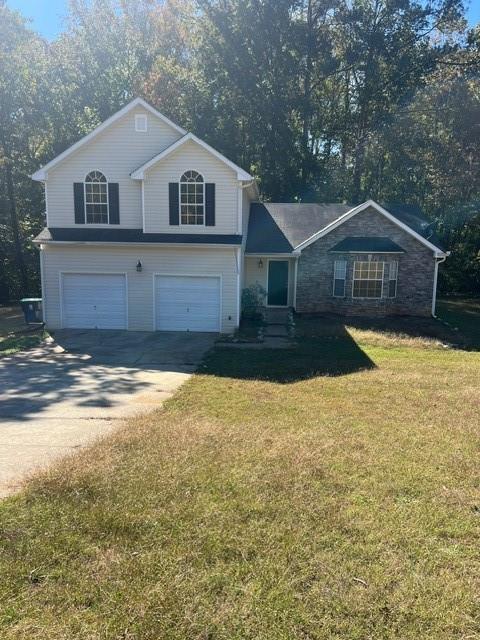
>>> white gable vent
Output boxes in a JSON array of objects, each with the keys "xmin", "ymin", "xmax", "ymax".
[{"xmin": 135, "ymin": 113, "xmax": 147, "ymax": 132}]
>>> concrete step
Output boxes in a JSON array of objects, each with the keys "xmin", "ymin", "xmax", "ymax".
[{"xmin": 264, "ymin": 325, "xmax": 288, "ymax": 337}]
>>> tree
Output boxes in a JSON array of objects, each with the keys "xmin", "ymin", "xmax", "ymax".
[
  {"xmin": 0, "ymin": 3, "xmax": 51, "ymax": 299},
  {"xmin": 0, "ymin": 0, "xmax": 477, "ymax": 300}
]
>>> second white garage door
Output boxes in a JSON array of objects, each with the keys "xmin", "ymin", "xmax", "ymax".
[
  {"xmin": 155, "ymin": 275, "xmax": 221, "ymax": 332},
  {"xmin": 62, "ymin": 273, "xmax": 127, "ymax": 329}
]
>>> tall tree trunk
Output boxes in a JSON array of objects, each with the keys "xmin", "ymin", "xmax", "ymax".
[
  {"xmin": 341, "ymin": 71, "xmax": 350, "ymax": 172},
  {"xmin": 351, "ymin": 132, "xmax": 366, "ymax": 204},
  {"xmin": 301, "ymin": 0, "xmax": 314, "ymax": 185},
  {"xmin": 4, "ymin": 160, "xmax": 28, "ymax": 294}
]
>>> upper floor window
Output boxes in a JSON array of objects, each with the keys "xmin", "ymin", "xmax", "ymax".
[
  {"xmin": 352, "ymin": 261, "xmax": 384, "ymax": 298},
  {"xmin": 180, "ymin": 170, "xmax": 204, "ymax": 225},
  {"xmin": 84, "ymin": 171, "xmax": 109, "ymax": 224}
]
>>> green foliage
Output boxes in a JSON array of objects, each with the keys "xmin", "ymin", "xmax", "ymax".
[
  {"xmin": 0, "ymin": 0, "xmax": 478, "ymax": 299},
  {"xmin": 241, "ymin": 283, "xmax": 267, "ymax": 319},
  {"xmin": 439, "ymin": 212, "xmax": 480, "ymax": 294}
]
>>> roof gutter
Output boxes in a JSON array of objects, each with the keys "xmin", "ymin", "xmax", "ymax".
[
  {"xmin": 431, "ymin": 253, "xmax": 449, "ymax": 317},
  {"xmin": 33, "ymin": 240, "xmax": 242, "ymax": 249},
  {"xmin": 245, "ymin": 251, "xmax": 300, "ymax": 257}
]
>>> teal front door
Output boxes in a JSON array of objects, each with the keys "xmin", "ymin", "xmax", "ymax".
[{"xmin": 267, "ymin": 260, "xmax": 289, "ymax": 306}]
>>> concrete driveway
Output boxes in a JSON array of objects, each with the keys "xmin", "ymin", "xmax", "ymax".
[{"xmin": 0, "ymin": 330, "xmax": 216, "ymax": 497}]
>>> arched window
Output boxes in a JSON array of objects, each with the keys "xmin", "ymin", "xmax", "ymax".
[
  {"xmin": 84, "ymin": 171, "xmax": 109, "ymax": 224},
  {"xmin": 180, "ymin": 170, "xmax": 204, "ymax": 225}
]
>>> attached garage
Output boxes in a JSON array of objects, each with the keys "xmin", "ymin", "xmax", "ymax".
[
  {"xmin": 61, "ymin": 273, "xmax": 127, "ymax": 329},
  {"xmin": 154, "ymin": 275, "xmax": 221, "ymax": 332}
]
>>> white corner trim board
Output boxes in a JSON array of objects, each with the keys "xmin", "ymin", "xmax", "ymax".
[
  {"xmin": 294, "ymin": 199, "xmax": 446, "ymax": 257},
  {"xmin": 130, "ymin": 133, "xmax": 253, "ymax": 181},
  {"xmin": 32, "ymin": 98, "xmax": 186, "ymax": 181}
]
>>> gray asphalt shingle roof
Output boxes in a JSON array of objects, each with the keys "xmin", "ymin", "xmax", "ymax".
[
  {"xmin": 245, "ymin": 202, "xmax": 443, "ymax": 254},
  {"xmin": 34, "ymin": 228, "xmax": 242, "ymax": 245}
]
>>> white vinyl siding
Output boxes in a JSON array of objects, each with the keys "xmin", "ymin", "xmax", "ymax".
[
  {"xmin": 155, "ymin": 275, "xmax": 220, "ymax": 332},
  {"xmin": 41, "ymin": 244, "xmax": 238, "ymax": 333},
  {"xmin": 45, "ymin": 106, "xmax": 182, "ymax": 228},
  {"xmin": 144, "ymin": 140, "xmax": 239, "ymax": 234},
  {"xmin": 62, "ymin": 273, "xmax": 126, "ymax": 329},
  {"xmin": 244, "ymin": 256, "xmax": 295, "ymax": 306}
]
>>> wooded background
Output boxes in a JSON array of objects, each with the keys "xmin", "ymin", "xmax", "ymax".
[{"xmin": 1, "ymin": 0, "xmax": 479, "ymax": 302}]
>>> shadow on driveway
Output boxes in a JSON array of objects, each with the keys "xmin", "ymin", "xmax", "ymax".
[
  {"xmin": 0, "ymin": 329, "xmax": 216, "ymax": 422},
  {"xmin": 0, "ymin": 329, "xmax": 216, "ymax": 497}
]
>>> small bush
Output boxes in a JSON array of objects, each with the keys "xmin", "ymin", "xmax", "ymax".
[{"xmin": 241, "ymin": 284, "xmax": 266, "ymax": 319}]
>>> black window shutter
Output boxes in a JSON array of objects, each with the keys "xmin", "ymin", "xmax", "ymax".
[
  {"xmin": 205, "ymin": 183, "xmax": 215, "ymax": 226},
  {"xmin": 108, "ymin": 183, "xmax": 120, "ymax": 224},
  {"xmin": 73, "ymin": 183, "xmax": 85, "ymax": 224},
  {"xmin": 169, "ymin": 182, "xmax": 179, "ymax": 225}
]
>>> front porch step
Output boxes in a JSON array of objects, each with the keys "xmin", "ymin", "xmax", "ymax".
[
  {"xmin": 264, "ymin": 308, "xmax": 291, "ymax": 325},
  {"xmin": 264, "ymin": 324, "xmax": 288, "ymax": 337}
]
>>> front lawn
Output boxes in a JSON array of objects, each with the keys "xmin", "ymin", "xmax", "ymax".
[
  {"xmin": 437, "ymin": 297, "xmax": 480, "ymax": 349},
  {"xmin": 0, "ymin": 310, "xmax": 479, "ymax": 639},
  {"xmin": 0, "ymin": 306, "xmax": 45, "ymax": 356}
]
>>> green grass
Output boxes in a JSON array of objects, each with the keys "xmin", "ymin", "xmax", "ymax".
[
  {"xmin": 0, "ymin": 333, "xmax": 46, "ymax": 356},
  {"xmin": 0, "ymin": 309, "xmax": 479, "ymax": 638},
  {"xmin": 437, "ymin": 297, "xmax": 480, "ymax": 349},
  {"xmin": 0, "ymin": 306, "xmax": 45, "ymax": 356}
]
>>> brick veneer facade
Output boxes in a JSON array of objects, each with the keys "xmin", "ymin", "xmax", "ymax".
[{"xmin": 295, "ymin": 206, "xmax": 435, "ymax": 317}]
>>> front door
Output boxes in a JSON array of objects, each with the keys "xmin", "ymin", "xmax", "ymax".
[{"xmin": 267, "ymin": 260, "xmax": 289, "ymax": 306}]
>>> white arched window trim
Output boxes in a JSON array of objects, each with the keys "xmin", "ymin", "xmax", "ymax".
[
  {"xmin": 179, "ymin": 170, "xmax": 205, "ymax": 226},
  {"xmin": 84, "ymin": 170, "xmax": 109, "ymax": 224}
]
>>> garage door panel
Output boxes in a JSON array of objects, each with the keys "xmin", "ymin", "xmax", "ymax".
[
  {"xmin": 155, "ymin": 275, "xmax": 220, "ymax": 332},
  {"xmin": 62, "ymin": 274, "xmax": 127, "ymax": 329}
]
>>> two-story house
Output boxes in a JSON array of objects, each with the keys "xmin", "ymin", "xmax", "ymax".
[{"xmin": 33, "ymin": 98, "xmax": 447, "ymax": 333}]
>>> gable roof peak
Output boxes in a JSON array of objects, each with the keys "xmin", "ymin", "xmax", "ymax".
[
  {"xmin": 247, "ymin": 200, "xmax": 446, "ymax": 256},
  {"xmin": 32, "ymin": 97, "xmax": 186, "ymax": 181},
  {"xmin": 130, "ymin": 132, "xmax": 254, "ymax": 181}
]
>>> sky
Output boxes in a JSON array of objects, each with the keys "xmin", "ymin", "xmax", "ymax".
[{"xmin": 6, "ymin": 0, "xmax": 480, "ymax": 40}]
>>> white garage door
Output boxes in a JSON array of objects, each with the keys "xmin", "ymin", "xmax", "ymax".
[
  {"xmin": 62, "ymin": 273, "xmax": 127, "ymax": 329},
  {"xmin": 155, "ymin": 275, "xmax": 221, "ymax": 332}
]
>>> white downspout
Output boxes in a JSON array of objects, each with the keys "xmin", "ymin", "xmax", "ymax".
[
  {"xmin": 235, "ymin": 247, "xmax": 241, "ymax": 328},
  {"xmin": 237, "ymin": 179, "xmax": 256, "ymax": 235},
  {"xmin": 431, "ymin": 255, "xmax": 447, "ymax": 317},
  {"xmin": 39, "ymin": 245, "xmax": 47, "ymax": 326},
  {"xmin": 293, "ymin": 256, "xmax": 299, "ymax": 310}
]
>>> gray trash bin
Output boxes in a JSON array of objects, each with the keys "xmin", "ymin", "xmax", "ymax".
[{"xmin": 20, "ymin": 298, "xmax": 43, "ymax": 325}]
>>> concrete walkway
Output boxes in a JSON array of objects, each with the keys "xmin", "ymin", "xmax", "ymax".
[{"xmin": 0, "ymin": 330, "xmax": 215, "ymax": 497}]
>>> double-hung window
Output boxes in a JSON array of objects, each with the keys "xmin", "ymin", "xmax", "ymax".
[
  {"xmin": 333, "ymin": 260, "xmax": 347, "ymax": 297},
  {"xmin": 84, "ymin": 171, "xmax": 109, "ymax": 224},
  {"xmin": 180, "ymin": 170, "xmax": 204, "ymax": 225},
  {"xmin": 388, "ymin": 261, "xmax": 398, "ymax": 298},
  {"xmin": 352, "ymin": 261, "xmax": 384, "ymax": 298}
]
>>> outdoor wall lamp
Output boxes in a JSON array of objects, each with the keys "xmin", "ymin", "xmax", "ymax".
[
  {"xmin": 258, "ymin": 259, "xmax": 264, "ymax": 269},
  {"xmin": 136, "ymin": 260, "xmax": 143, "ymax": 272}
]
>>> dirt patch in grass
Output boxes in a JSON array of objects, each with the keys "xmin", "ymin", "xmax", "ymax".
[
  {"xmin": 0, "ymin": 312, "xmax": 479, "ymax": 639},
  {"xmin": 0, "ymin": 306, "xmax": 46, "ymax": 356},
  {"xmin": 0, "ymin": 331, "xmax": 46, "ymax": 356}
]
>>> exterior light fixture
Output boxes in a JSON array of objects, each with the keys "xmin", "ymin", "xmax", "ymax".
[
  {"xmin": 258, "ymin": 259, "xmax": 264, "ymax": 269},
  {"xmin": 136, "ymin": 260, "xmax": 142, "ymax": 272}
]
